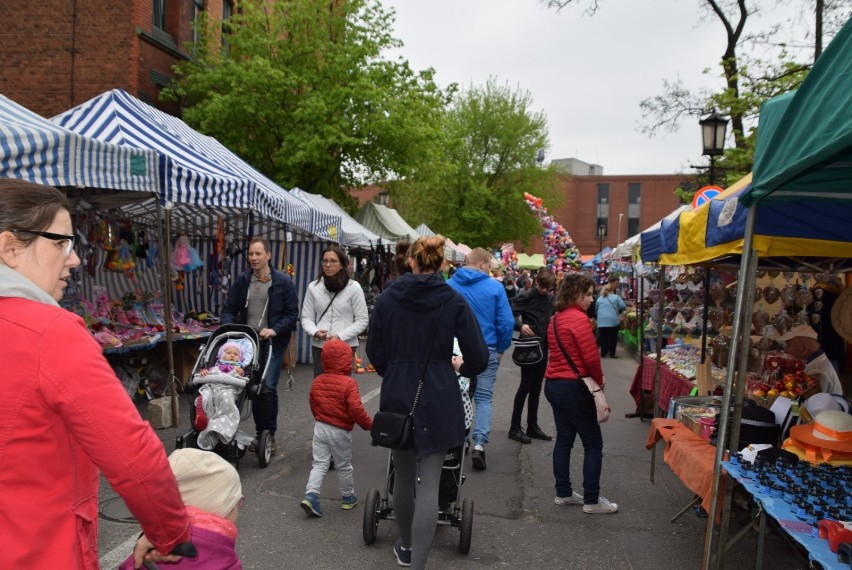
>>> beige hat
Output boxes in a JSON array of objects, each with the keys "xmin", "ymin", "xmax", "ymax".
[
  {"xmin": 168, "ymin": 448, "xmax": 242, "ymax": 517},
  {"xmin": 775, "ymin": 324, "xmax": 818, "ymax": 343}
]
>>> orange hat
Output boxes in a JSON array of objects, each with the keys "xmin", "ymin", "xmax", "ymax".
[{"xmin": 788, "ymin": 410, "xmax": 852, "ymax": 462}]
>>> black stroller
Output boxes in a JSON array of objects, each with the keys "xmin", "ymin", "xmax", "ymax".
[
  {"xmin": 362, "ymin": 445, "xmax": 474, "ymax": 554},
  {"xmin": 175, "ymin": 324, "xmax": 274, "ymax": 469},
  {"xmin": 362, "ymin": 374, "xmax": 477, "ymax": 554}
]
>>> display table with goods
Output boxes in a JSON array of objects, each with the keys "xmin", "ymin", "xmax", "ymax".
[
  {"xmin": 630, "ymin": 346, "xmax": 711, "ymax": 414},
  {"xmin": 723, "ymin": 456, "xmax": 851, "ymax": 570}
]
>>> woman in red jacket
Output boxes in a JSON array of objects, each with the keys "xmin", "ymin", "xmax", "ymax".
[
  {"xmin": 544, "ymin": 272, "xmax": 618, "ymax": 514},
  {"xmin": 0, "ymin": 179, "xmax": 191, "ymax": 568}
]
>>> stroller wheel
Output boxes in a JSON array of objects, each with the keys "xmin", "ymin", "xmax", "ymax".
[
  {"xmin": 257, "ymin": 430, "xmax": 272, "ymax": 468},
  {"xmin": 362, "ymin": 488, "xmax": 381, "ymax": 544},
  {"xmin": 459, "ymin": 497, "xmax": 474, "ymax": 554}
]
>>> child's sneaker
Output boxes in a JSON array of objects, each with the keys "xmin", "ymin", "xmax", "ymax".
[
  {"xmin": 393, "ymin": 539, "xmax": 411, "ymax": 567},
  {"xmin": 192, "ymin": 396, "xmax": 208, "ymax": 431},
  {"xmin": 300, "ymin": 493, "xmax": 323, "ymax": 517},
  {"xmin": 583, "ymin": 497, "xmax": 618, "ymax": 514},
  {"xmin": 341, "ymin": 495, "xmax": 358, "ymax": 510},
  {"xmin": 554, "ymin": 491, "xmax": 584, "ymax": 506}
]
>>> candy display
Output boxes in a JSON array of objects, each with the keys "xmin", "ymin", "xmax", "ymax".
[{"xmin": 746, "ymin": 351, "xmax": 819, "ymax": 402}]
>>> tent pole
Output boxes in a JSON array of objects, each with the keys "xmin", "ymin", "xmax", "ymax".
[
  {"xmin": 701, "ymin": 205, "xmax": 757, "ymax": 570},
  {"xmin": 649, "ymin": 264, "xmax": 665, "ymax": 483},
  {"xmin": 700, "ymin": 268, "xmax": 711, "ymax": 365},
  {"xmin": 637, "ymin": 267, "xmax": 646, "ymax": 421},
  {"xmin": 157, "ymin": 201, "xmax": 178, "ymax": 428}
]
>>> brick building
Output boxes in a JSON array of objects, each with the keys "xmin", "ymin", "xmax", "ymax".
[
  {"xmin": 0, "ymin": 0, "xmax": 231, "ymax": 118},
  {"xmin": 523, "ymin": 158, "xmax": 691, "ymax": 255}
]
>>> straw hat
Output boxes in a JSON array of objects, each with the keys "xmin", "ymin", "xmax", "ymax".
[
  {"xmin": 775, "ymin": 323, "xmax": 818, "ymax": 343},
  {"xmin": 788, "ymin": 410, "xmax": 852, "ymax": 462},
  {"xmin": 830, "ymin": 287, "xmax": 852, "ymax": 344}
]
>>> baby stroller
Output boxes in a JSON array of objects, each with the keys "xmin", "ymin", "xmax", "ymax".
[
  {"xmin": 362, "ymin": 373, "xmax": 477, "ymax": 555},
  {"xmin": 361, "ymin": 445, "xmax": 474, "ymax": 554},
  {"xmin": 175, "ymin": 324, "xmax": 274, "ymax": 469}
]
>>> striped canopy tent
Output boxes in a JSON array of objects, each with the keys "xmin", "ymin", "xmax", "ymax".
[
  {"xmin": 291, "ymin": 188, "xmax": 383, "ymax": 249},
  {"xmin": 414, "ymin": 223, "xmax": 465, "ymax": 263},
  {"xmin": 52, "ymin": 89, "xmax": 342, "ymax": 242},
  {"xmin": 613, "ymin": 204, "xmax": 690, "ymax": 260},
  {"xmin": 701, "ymin": 18, "xmax": 852, "ymax": 568},
  {"xmin": 1, "ymin": 93, "xmax": 159, "ymax": 194}
]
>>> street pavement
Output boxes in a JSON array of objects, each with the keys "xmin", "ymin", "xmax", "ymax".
[{"xmin": 97, "ymin": 341, "xmax": 812, "ymax": 569}]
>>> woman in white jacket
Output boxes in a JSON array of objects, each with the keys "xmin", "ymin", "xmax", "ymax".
[{"xmin": 301, "ymin": 245, "xmax": 369, "ymax": 376}]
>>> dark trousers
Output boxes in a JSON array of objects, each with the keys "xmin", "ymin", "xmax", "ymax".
[
  {"xmin": 253, "ymin": 341, "xmax": 284, "ymax": 435},
  {"xmin": 544, "ymin": 379, "xmax": 604, "ymax": 504},
  {"xmin": 511, "ymin": 357, "xmax": 547, "ymax": 430},
  {"xmin": 598, "ymin": 326, "xmax": 619, "ymax": 357}
]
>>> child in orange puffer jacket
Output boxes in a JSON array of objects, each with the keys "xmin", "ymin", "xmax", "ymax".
[{"xmin": 300, "ymin": 339, "xmax": 373, "ymax": 517}]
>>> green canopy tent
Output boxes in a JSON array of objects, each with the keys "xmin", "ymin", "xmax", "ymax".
[{"xmin": 702, "ymin": 17, "xmax": 852, "ymax": 570}]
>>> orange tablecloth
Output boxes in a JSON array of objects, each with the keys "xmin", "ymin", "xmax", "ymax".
[
  {"xmin": 646, "ymin": 418, "xmax": 727, "ymax": 519},
  {"xmin": 630, "ymin": 356, "xmax": 695, "ymax": 414}
]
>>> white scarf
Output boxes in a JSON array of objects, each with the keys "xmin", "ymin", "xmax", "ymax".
[{"xmin": 0, "ymin": 263, "xmax": 60, "ymax": 307}]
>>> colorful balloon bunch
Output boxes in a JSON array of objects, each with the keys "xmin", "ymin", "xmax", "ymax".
[
  {"xmin": 523, "ymin": 192, "xmax": 583, "ymax": 273},
  {"xmin": 500, "ymin": 243, "xmax": 519, "ymax": 273}
]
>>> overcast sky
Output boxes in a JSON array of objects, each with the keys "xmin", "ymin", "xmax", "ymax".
[{"xmin": 384, "ymin": 0, "xmax": 772, "ymax": 175}]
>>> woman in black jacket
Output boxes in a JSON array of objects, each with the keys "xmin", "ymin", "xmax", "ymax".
[
  {"xmin": 367, "ymin": 236, "xmax": 488, "ymax": 570},
  {"xmin": 509, "ymin": 268, "xmax": 555, "ymax": 443}
]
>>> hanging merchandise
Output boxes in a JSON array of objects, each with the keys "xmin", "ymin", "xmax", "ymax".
[{"xmin": 171, "ymin": 235, "xmax": 191, "ymax": 270}]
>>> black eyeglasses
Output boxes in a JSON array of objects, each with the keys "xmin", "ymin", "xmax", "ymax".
[{"xmin": 13, "ymin": 229, "xmax": 76, "ymax": 257}]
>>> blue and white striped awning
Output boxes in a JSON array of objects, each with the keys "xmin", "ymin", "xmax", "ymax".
[
  {"xmin": 52, "ymin": 89, "xmax": 341, "ymax": 241},
  {"xmin": 1, "ymin": 93, "xmax": 159, "ymax": 193}
]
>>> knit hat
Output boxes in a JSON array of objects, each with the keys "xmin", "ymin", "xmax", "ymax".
[
  {"xmin": 218, "ymin": 342, "xmax": 242, "ymax": 362},
  {"xmin": 168, "ymin": 448, "xmax": 242, "ymax": 517}
]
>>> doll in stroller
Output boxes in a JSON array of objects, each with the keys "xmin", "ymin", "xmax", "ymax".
[{"xmin": 176, "ymin": 324, "xmax": 274, "ymax": 469}]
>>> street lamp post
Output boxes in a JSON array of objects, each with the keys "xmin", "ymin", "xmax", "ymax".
[
  {"xmin": 596, "ymin": 223, "xmax": 607, "ymax": 255},
  {"xmin": 699, "ymin": 109, "xmax": 729, "ymax": 185}
]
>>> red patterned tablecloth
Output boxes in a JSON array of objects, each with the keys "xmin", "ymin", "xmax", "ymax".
[{"xmin": 629, "ymin": 356, "xmax": 695, "ymax": 414}]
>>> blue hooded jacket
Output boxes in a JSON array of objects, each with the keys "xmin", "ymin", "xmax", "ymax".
[{"xmin": 448, "ymin": 267, "xmax": 514, "ymax": 354}]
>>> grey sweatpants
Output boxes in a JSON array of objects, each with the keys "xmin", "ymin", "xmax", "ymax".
[
  {"xmin": 391, "ymin": 449, "xmax": 445, "ymax": 570},
  {"xmin": 305, "ymin": 422, "xmax": 354, "ymax": 496}
]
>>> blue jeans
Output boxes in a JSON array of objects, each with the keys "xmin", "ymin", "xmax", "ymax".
[
  {"xmin": 472, "ymin": 350, "xmax": 499, "ymax": 446},
  {"xmin": 252, "ymin": 341, "xmax": 284, "ymax": 435},
  {"xmin": 544, "ymin": 379, "xmax": 603, "ymax": 504}
]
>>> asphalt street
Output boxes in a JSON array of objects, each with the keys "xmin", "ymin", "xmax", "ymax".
[{"xmin": 97, "ymin": 340, "xmax": 812, "ymax": 569}]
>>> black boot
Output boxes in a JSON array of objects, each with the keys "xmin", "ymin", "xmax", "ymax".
[
  {"xmin": 527, "ymin": 426, "xmax": 552, "ymax": 441},
  {"xmin": 508, "ymin": 427, "xmax": 532, "ymax": 444}
]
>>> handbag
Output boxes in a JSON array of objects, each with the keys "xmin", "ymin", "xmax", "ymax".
[
  {"xmin": 511, "ymin": 336, "xmax": 544, "ymax": 367},
  {"xmin": 551, "ymin": 318, "xmax": 611, "ymax": 423},
  {"xmin": 371, "ymin": 304, "xmax": 445, "ymax": 450}
]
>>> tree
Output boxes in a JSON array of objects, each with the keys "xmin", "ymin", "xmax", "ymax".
[
  {"xmin": 543, "ymin": 0, "xmax": 850, "ymax": 188},
  {"xmin": 392, "ymin": 79, "xmax": 562, "ymax": 248},
  {"xmin": 163, "ymin": 0, "xmax": 450, "ymax": 210}
]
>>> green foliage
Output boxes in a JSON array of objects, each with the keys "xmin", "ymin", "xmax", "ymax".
[
  {"xmin": 163, "ymin": 0, "xmax": 450, "ymax": 211},
  {"xmin": 393, "ymin": 79, "xmax": 561, "ymax": 249}
]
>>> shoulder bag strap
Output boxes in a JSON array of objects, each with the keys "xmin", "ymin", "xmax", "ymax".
[
  {"xmin": 551, "ymin": 317, "xmax": 582, "ymax": 379},
  {"xmin": 410, "ymin": 303, "xmax": 446, "ymax": 414},
  {"xmin": 316, "ymin": 291, "xmax": 339, "ymax": 323}
]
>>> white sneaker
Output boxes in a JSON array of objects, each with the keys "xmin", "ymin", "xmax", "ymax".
[
  {"xmin": 554, "ymin": 491, "xmax": 583, "ymax": 506},
  {"xmin": 583, "ymin": 497, "xmax": 618, "ymax": 514}
]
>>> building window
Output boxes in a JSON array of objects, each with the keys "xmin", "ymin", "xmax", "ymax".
[
  {"xmin": 627, "ymin": 182, "xmax": 641, "ymax": 237},
  {"xmin": 153, "ymin": 0, "xmax": 166, "ymax": 30},
  {"xmin": 222, "ymin": 0, "xmax": 234, "ymax": 46},
  {"xmin": 596, "ymin": 183, "xmax": 609, "ymax": 238},
  {"xmin": 192, "ymin": 0, "xmax": 204, "ymax": 46}
]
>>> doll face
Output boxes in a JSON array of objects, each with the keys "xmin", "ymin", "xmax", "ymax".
[{"xmin": 222, "ymin": 346, "xmax": 241, "ymax": 362}]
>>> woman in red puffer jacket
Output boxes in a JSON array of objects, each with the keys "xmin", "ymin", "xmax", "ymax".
[{"xmin": 544, "ymin": 272, "xmax": 618, "ymax": 515}]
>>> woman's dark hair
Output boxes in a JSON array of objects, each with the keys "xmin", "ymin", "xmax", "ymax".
[
  {"xmin": 554, "ymin": 272, "xmax": 594, "ymax": 312},
  {"xmin": 409, "ymin": 236, "xmax": 445, "ymax": 273},
  {"xmin": 0, "ymin": 179, "xmax": 70, "ymax": 248},
  {"xmin": 393, "ymin": 240, "xmax": 412, "ymax": 277}
]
